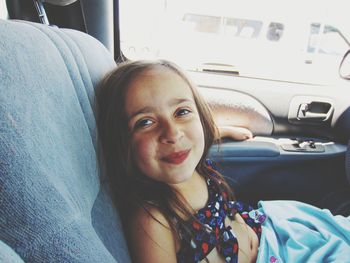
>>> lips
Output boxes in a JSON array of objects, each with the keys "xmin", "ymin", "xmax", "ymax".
[{"xmin": 161, "ymin": 149, "xmax": 191, "ymax": 165}]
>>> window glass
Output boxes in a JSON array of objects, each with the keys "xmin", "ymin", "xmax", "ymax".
[
  {"xmin": 225, "ymin": 18, "xmax": 262, "ymax": 38},
  {"xmin": 0, "ymin": 0, "xmax": 8, "ymax": 19},
  {"xmin": 308, "ymin": 23, "xmax": 348, "ymax": 55},
  {"xmin": 267, "ymin": 22, "xmax": 284, "ymax": 41},
  {"xmin": 183, "ymin": 14, "xmax": 221, "ymax": 34},
  {"xmin": 120, "ymin": 0, "xmax": 350, "ymax": 84}
]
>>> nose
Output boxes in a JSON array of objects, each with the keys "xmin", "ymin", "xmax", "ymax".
[{"xmin": 159, "ymin": 120, "xmax": 183, "ymax": 144}]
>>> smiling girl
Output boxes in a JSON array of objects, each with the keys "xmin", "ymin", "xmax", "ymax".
[{"xmin": 96, "ymin": 60, "xmax": 350, "ymax": 263}]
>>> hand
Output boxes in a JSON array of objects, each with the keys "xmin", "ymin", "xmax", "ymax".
[{"xmin": 217, "ymin": 126, "xmax": 253, "ymax": 141}]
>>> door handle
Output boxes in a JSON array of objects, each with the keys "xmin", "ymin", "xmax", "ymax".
[
  {"xmin": 297, "ymin": 102, "xmax": 333, "ymax": 122},
  {"xmin": 288, "ymin": 96, "xmax": 334, "ymax": 125},
  {"xmin": 300, "ymin": 111, "xmax": 328, "ymax": 120}
]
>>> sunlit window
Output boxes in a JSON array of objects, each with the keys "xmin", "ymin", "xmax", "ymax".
[
  {"xmin": 120, "ymin": 0, "xmax": 350, "ymax": 84},
  {"xmin": 308, "ymin": 23, "xmax": 348, "ymax": 56},
  {"xmin": 183, "ymin": 14, "xmax": 221, "ymax": 34},
  {"xmin": 267, "ymin": 22, "xmax": 284, "ymax": 41},
  {"xmin": 0, "ymin": 0, "xmax": 8, "ymax": 19}
]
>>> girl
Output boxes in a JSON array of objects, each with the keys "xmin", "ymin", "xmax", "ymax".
[{"xmin": 96, "ymin": 60, "xmax": 350, "ymax": 263}]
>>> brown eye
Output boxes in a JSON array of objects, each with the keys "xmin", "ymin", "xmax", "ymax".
[
  {"xmin": 134, "ymin": 119, "xmax": 154, "ymax": 129},
  {"xmin": 175, "ymin": 108, "xmax": 191, "ymax": 117}
]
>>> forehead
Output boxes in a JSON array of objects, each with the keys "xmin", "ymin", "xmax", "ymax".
[
  {"xmin": 131, "ymin": 66, "xmax": 188, "ymax": 88},
  {"xmin": 125, "ymin": 66, "xmax": 195, "ymax": 113}
]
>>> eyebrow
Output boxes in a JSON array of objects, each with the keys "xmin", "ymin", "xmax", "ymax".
[{"xmin": 128, "ymin": 98, "xmax": 195, "ymax": 121}]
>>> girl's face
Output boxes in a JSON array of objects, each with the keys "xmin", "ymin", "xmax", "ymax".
[{"xmin": 125, "ymin": 66, "xmax": 205, "ymax": 186}]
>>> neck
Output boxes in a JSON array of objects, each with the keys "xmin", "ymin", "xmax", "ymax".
[{"xmin": 171, "ymin": 171, "xmax": 209, "ymax": 212}]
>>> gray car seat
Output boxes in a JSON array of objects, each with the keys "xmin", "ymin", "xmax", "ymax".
[
  {"xmin": 318, "ymin": 139, "xmax": 350, "ymax": 216},
  {"xmin": 0, "ymin": 19, "xmax": 131, "ymax": 262}
]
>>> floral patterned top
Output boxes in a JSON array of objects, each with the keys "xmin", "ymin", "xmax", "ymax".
[{"xmin": 176, "ymin": 161, "xmax": 266, "ymax": 263}]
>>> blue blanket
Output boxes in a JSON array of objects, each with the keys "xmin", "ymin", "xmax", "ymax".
[{"xmin": 256, "ymin": 200, "xmax": 350, "ymax": 262}]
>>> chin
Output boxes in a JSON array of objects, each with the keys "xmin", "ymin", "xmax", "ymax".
[{"xmin": 165, "ymin": 167, "xmax": 196, "ymax": 185}]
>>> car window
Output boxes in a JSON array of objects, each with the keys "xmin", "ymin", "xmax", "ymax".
[
  {"xmin": 119, "ymin": 0, "xmax": 350, "ymax": 85},
  {"xmin": 308, "ymin": 23, "xmax": 349, "ymax": 55},
  {"xmin": 183, "ymin": 14, "xmax": 221, "ymax": 34},
  {"xmin": 0, "ymin": 0, "xmax": 8, "ymax": 19}
]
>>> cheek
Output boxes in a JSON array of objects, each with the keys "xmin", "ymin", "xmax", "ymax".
[
  {"xmin": 131, "ymin": 135, "xmax": 155, "ymax": 170},
  {"xmin": 188, "ymin": 120, "xmax": 205, "ymax": 151}
]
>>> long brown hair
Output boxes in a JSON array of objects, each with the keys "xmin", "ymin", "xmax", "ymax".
[{"xmin": 96, "ymin": 59, "xmax": 234, "ymax": 238}]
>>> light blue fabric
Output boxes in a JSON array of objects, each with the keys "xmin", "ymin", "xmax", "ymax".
[
  {"xmin": 0, "ymin": 19, "xmax": 131, "ymax": 262},
  {"xmin": 0, "ymin": 240, "xmax": 24, "ymax": 263},
  {"xmin": 256, "ymin": 200, "xmax": 350, "ymax": 263}
]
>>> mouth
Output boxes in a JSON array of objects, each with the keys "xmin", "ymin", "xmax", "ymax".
[{"xmin": 161, "ymin": 149, "xmax": 191, "ymax": 165}]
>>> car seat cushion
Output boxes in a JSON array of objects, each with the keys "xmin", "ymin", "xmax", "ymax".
[
  {"xmin": 0, "ymin": 240, "xmax": 24, "ymax": 263},
  {"xmin": 0, "ymin": 19, "xmax": 130, "ymax": 262}
]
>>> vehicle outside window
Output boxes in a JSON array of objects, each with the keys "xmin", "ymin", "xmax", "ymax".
[
  {"xmin": 0, "ymin": 0, "xmax": 8, "ymax": 19},
  {"xmin": 119, "ymin": 0, "xmax": 350, "ymax": 85}
]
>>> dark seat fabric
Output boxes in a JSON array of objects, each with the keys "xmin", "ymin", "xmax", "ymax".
[
  {"xmin": 346, "ymin": 140, "xmax": 350, "ymax": 185},
  {"xmin": 0, "ymin": 19, "xmax": 131, "ymax": 262},
  {"xmin": 319, "ymin": 139, "xmax": 350, "ymax": 217}
]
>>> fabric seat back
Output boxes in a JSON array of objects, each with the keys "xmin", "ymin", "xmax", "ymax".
[{"xmin": 0, "ymin": 19, "xmax": 130, "ymax": 263}]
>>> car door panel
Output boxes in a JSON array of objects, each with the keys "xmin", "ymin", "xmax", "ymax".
[
  {"xmin": 190, "ymin": 71, "xmax": 350, "ymax": 141},
  {"xmin": 196, "ymin": 71, "xmax": 350, "ymax": 207},
  {"xmin": 200, "ymin": 87, "xmax": 273, "ymax": 135},
  {"xmin": 209, "ymin": 137, "xmax": 347, "ymax": 207}
]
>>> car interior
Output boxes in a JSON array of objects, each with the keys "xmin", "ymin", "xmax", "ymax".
[{"xmin": 1, "ymin": 0, "xmax": 350, "ymax": 262}]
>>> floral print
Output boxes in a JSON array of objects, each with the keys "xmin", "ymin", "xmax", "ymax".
[{"xmin": 176, "ymin": 161, "xmax": 265, "ymax": 263}]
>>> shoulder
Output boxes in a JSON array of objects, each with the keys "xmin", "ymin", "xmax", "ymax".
[
  {"xmin": 125, "ymin": 205, "xmax": 178, "ymax": 263},
  {"xmin": 129, "ymin": 205, "xmax": 172, "ymax": 239}
]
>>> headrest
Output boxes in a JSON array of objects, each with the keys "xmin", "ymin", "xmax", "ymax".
[{"xmin": 43, "ymin": 0, "xmax": 78, "ymax": 6}]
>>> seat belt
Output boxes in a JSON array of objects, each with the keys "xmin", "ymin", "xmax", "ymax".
[{"xmin": 33, "ymin": 0, "xmax": 50, "ymax": 25}]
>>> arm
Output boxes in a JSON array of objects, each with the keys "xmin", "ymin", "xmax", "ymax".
[
  {"xmin": 126, "ymin": 207, "xmax": 178, "ymax": 263},
  {"xmin": 217, "ymin": 126, "xmax": 253, "ymax": 141},
  {"xmin": 209, "ymin": 102, "xmax": 253, "ymax": 141}
]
